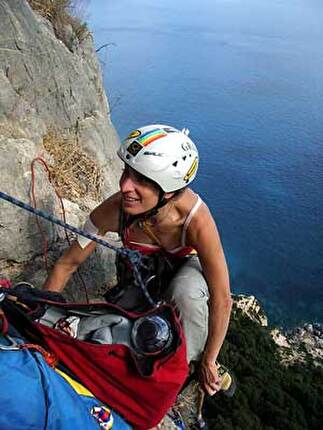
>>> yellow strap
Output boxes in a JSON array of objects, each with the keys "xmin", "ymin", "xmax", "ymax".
[
  {"xmin": 55, "ymin": 368, "xmax": 94, "ymax": 398},
  {"xmin": 140, "ymin": 220, "xmax": 163, "ymax": 247},
  {"xmin": 141, "ymin": 220, "xmax": 197, "ymax": 255}
]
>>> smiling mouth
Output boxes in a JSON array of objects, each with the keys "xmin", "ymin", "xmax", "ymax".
[{"xmin": 123, "ymin": 195, "xmax": 140, "ymax": 203}]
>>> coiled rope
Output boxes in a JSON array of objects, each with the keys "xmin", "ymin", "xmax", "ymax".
[
  {"xmin": 0, "ymin": 191, "xmax": 156, "ymax": 307},
  {"xmin": 30, "ymin": 157, "xmax": 90, "ymax": 303}
]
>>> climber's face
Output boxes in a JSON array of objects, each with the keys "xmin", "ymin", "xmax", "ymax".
[{"xmin": 119, "ymin": 165, "xmax": 160, "ymax": 215}]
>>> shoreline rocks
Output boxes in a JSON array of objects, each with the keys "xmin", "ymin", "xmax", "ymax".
[
  {"xmin": 272, "ymin": 323, "xmax": 323, "ymax": 368},
  {"xmin": 234, "ymin": 295, "xmax": 323, "ymax": 368}
]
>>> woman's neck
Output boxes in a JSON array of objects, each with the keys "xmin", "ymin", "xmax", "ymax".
[{"xmin": 138, "ymin": 199, "xmax": 174, "ymax": 227}]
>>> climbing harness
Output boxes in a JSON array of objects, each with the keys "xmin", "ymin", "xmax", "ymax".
[{"xmin": 0, "ymin": 191, "xmax": 156, "ymax": 307}]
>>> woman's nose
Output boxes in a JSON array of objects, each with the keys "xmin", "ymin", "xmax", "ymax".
[{"xmin": 119, "ymin": 172, "xmax": 135, "ymax": 192}]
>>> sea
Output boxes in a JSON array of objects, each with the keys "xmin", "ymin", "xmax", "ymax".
[{"xmin": 87, "ymin": 0, "xmax": 323, "ymax": 327}]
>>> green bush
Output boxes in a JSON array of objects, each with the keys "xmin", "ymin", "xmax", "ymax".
[{"xmin": 205, "ymin": 310, "xmax": 323, "ymax": 429}]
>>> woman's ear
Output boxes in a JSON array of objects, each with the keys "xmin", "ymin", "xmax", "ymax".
[{"xmin": 164, "ymin": 192, "xmax": 175, "ymax": 200}]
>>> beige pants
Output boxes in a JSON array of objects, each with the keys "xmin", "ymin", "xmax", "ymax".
[
  {"xmin": 164, "ymin": 256, "xmax": 209, "ymax": 362},
  {"xmin": 112, "ymin": 255, "xmax": 209, "ymax": 363}
]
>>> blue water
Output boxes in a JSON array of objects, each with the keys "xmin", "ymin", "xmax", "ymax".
[{"xmin": 87, "ymin": 0, "xmax": 323, "ymax": 327}]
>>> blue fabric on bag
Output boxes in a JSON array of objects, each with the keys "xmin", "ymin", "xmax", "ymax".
[{"xmin": 0, "ymin": 336, "xmax": 131, "ymax": 430}]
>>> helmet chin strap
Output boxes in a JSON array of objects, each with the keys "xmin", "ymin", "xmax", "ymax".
[
  {"xmin": 126, "ymin": 190, "xmax": 169, "ymax": 227},
  {"xmin": 138, "ymin": 190, "xmax": 168, "ymax": 220}
]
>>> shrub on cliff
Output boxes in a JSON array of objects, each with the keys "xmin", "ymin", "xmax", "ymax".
[
  {"xmin": 205, "ymin": 309, "xmax": 323, "ymax": 429},
  {"xmin": 28, "ymin": 0, "xmax": 88, "ymax": 46}
]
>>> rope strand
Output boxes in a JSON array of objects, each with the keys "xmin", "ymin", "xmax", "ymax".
[
  {"xmin": 0, "ymin": 191, "xmax": 155, "ymax": 307},
  {"xmin": 30, "ymin": 157, "xmax": 90, "ymax": 303}
]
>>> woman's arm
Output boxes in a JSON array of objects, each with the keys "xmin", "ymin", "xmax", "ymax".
[
  {"xmin": 43, "ymin": 192, "xmax": 121, "ymax": 293},
  {"xmin": 187, "ymin": 202, "xmax": 232, "ymax": 395},
  {"xmin": 42, "ymin": 241, "xmax": 97, "ymax": 292}
]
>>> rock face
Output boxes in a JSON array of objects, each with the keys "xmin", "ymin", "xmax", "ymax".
[
  {"xmin": 0, "ymin": 137, "xmax": 57, "ymax": 261},
  {"xmin": 0, "ymin": 0, "xmax": 121, "ymax": 295},
  {"xmin": 233, "ymin": 294, "xmax": 268, "ymax": 327}
]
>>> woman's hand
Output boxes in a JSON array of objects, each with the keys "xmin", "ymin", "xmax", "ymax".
[{"xmin": 199, "ymin": 360, "xmax": 222, "ymax": 396}]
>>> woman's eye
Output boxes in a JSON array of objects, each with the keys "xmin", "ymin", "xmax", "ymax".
[
  {"xmin": 135, "ymin": 174, "xmax": 147, "ymax": 183},
  {"xmin": 131, "ymin": 171, "xmax": 146, "ymax": 183}
]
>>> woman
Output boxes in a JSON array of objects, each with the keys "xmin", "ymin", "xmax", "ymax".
[{"xmin": 43, "ymin": 124, "xmax": 232, "ymax": 396}]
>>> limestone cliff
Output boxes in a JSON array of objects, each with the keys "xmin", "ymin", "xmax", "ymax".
[
  {"xmin": 0, "ymin": 0, "xmax": 121, "ymax": 298},
  {"xmin": 234, "ymin": 295, "xmax": 323, "ymax": 368}
]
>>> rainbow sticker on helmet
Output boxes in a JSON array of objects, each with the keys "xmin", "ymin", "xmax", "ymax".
[
  {"xmin": 127, "ymin": 129, "xmax": 141, "ymax": 140},
  {"xmin": 183, "ymin": 157, "xmax": 198, "ymax": 183},
  {"xmin": 137, "ymin": 129, "xmax": 167, "ymax": 146}
]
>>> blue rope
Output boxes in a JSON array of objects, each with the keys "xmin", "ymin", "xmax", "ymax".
[{"xmin": 0, "ymin": 191, "xmax": 156, "ymax": 307}]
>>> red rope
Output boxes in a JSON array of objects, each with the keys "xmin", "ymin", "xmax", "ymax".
[
  {"xmin": 30, "ymin": 157, "xmax": 90, "ymax": 303},
  {"xmin": 20, "ymin": 343, "xmax": 58, "ymax": 367},
  {"xmin": 31, "ymin": 158, "xmax": 51, "ymax": 271},
  {"xmin": 0, "ymin": 309, "xmax": 9, "ymax": 335}
]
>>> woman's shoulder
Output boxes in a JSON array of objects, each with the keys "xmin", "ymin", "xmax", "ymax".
[
  {"xmin": 174, "ymin": 188, "xmax": 203, "ymax": 217},
  {"xmin": 175, "ymin": 188, "xmax": 214, "ymax": 229},
  {"xmin": 90, "ymin": 192, "xmax": 122, "ymax": 233}
]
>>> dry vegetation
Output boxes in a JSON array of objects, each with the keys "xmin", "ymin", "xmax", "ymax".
[
  {"xmin": 43, "ymin": 130, "xmax": 102, "ymax": 202},
  {"xmin": 28, "ymin": 0, "xmax": 89, "ymax": 44}
]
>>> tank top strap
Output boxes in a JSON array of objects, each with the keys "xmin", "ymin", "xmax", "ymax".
[{"xmin": 180, "ymin": 195, "xmax": 203, "ymax": 247}]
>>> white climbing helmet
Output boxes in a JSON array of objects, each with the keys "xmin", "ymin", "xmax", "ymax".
[{"xmin": 117, "ymin": 124, "xmax": 199, "ymax": 192}]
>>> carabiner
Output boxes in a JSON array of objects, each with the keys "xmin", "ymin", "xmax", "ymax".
[{"xmin": 0, "ymin": 335, "xmax": 20, "ymax": 351}]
